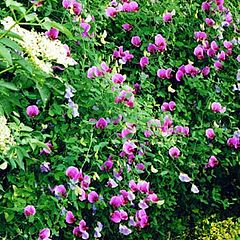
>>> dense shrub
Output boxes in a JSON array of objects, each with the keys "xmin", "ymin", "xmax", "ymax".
[{"xmin": 0, "ymin": 0, "xmax": 239, "ymax": 239}]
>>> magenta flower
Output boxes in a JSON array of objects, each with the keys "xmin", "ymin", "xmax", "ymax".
[
  {"xmin": 66, "ymin": 211, "xmax": 76, "ymax": 224},
  {"xmin": 38, "ymin": 228, "xmax": 50, "ymax": 240},
  {"xmin": 185, "ymin": 64, "xmax": 198, "ymax": 77},
  {"xmin": 207, "ymin": 48, "xmax": 216, "ymax": 57},
  {"xmin": 62, "ymin": 0, "xmax": 71, "ymax": 9},
  {"xmin": 88, "ymin": 191, "xmax": 99, "ymax": 203},
  {"xmin": 79, "ymin": 220, "xmax": 89, "ymax": 239},
  {"xmin": 144, "ymin": 130, "xmax": 153, "ymax": 138},
  {"xmin": 227, "ymin": 136, "xmax": 239, "ymax": 149},
  {"xmin": 210, "ymin": 41, "xmax": 219, "ymax": 51},
  {"xmin": 155, "ymin": 34, "xmax": 167, "ymax": 51},
  {"xmin": 147, "ymin": 43, "xmax": 158, "ymax": 54},
  {"xmin": 123, "ymin": 140, "xmax": 137, "ymax": 155},
  {"xmin": 111, "ymin": 210, "xmax": 121, "ymax": 223},
  {"xmin": 194, "ymin": 45, "xmax": 204, "ymax": 59},
  {"xmin": 101, "ymin": 62, "xmax": 111, "ymax": 73},
  {"xmin": 194, "ymin": 31, "xmax": 207, "ymax": 41},
  {"xmin": 169, "ymin": 147, "xmax": 180, "ymax": 158},
  {"xmin": 205, "ymin": 18, "xmax": 215, "ymax": 26},
  {"xmin": 26, "ymin": 105, "xmax": 39, "ymax": 118},
  {"xmin": 206, "ymin": 156, "xmax": 219, "ymax": 168},
  {"xmin": 214, "ymin": 61, "xmax": 223, "ymax": 71},
  {"xmin": 45, "ymin": 28, "xmax": 59, "ymax": 40},
  {"xmin": 176, "ymin": 69, "xmax": 184, "ymax": 81},
  {"xmin": 66, "ymin": 166, "xmax": 79, "ymax": 181},
  {"xmin": 136, "ymin": 163, "xmax": 145, "ymax": 171},
  {"xmin": 206, "ymin": 128, "xmax": 215, "ymax": 139},
  {"xmin": 202, "ymin": 1, "xmax": 211, "ymax": 11},
  {"xmin": 101, "ymin": 156, "xmax": 113, "ymax": 171},
  {"xmin": 211, "ymin": 102, "xmax": 225, "ymax": 113},
  {"xmin": 53, "ymin": 185, "xmax": 67, "ymax": 197},
  {"xmin": 129, "ymin": 180, "xmax": 139, "ymax": 192},
  {"xmin": 223, "ymin": 41, "xmax": 233, "ymax": 50},
  {"xmin": 218, "ymin": 51, "xmax": 226, "ymax": 61},
  {"xmin": 24, "ymin": 205, "xmax": 36, "ymax": 217},
  {"xmin": 96, "ymin": 118, "xmax": 108, "ymax": 129},
  {"xmin": 131, "ymin": 36, "xmax": 141, "ymax": 47},
  {"xmin": 201, "ymin": 66, "xmax": 210, "ymax": 77},
  {"xmin": 215, "ymin": 0, "xmax": 224, "ymax": 6},
  {"xmin": 157, "ymin": 68, "xmax": 172, "ymax": 79},
  {"xmin": 139, "ymin": 57, "xmax": 149, "ymax": 69},
  {"xmin": 123, "ymin": 1, "xmax": 139, "ymax": 12},
  {"xmin": 122, "ymin": 23, "xmax": 133, "ymax": 31},
  {"xmin": 72, "ymin": 1, "xmax": 82, "ymax": 15},
  {"xmin": 163, "ymin": 12, "xmax": 173, "ymax": 22},
  {"xmin": 138, "ymin": 181, "xmax": 150, "ymax": 193},
  {"xmin": 112, "ymin": 73, "xmax": 126, "ymax": 84},
  {"xmin": 110, "ymin": 195, "xmax": 124, "ymax": 208},
  {"xmin": 106, "ymin": 7, "xmax": 118, "ymax": 17}
]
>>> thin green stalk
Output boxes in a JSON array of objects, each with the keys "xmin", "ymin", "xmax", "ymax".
[{"xmin": 0, "ymin": 65, "xmax": 15, "ymax": 75}]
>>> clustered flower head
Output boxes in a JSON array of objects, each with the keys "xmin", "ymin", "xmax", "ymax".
[
  {"xmin": 1, "ymin": 17, "xmax": 77, "ymax": 74},
  {"xmin": 0, "ymin": 116, "xmax": 15, "ymax": 154}
]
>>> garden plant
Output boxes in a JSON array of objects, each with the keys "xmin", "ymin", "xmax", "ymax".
[{"xmin": 0, "ymin": 0, "xmax": 239, "ymax": 239}]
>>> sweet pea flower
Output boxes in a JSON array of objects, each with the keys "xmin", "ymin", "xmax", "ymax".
[
  {"xmin": 211, "ymin": 41, "xmax": 219, "ymax": 51},
  {"xmin": 26, "ymin": 105, "xmax": 39, "ymax": 118},
  {"xmin": 157, "ymin": 68, "xmax": 172, "ymax": 79},
  {"xmin": 107, "ymin": 178, "xmax": 118, "ymax": 188},
  {"xmin": 215, "ymin": 0, "xmax": 224, "ymax": 6},
  {"xmin": 96, "ymin": 118, "xmax": 108, "ymax": 129},
  {"xmin": 111, "ymin": 210, "xmax": 122, "ymax": 223},
  {"xmin": 214, "ymin": 61, "xmax": 223, "ymax": 71},
  {"xmin": 147, "ymin": 43, "xmax": 158, "ymax": 54},
  {"xmin": 176, "ymin": 69, "xmax": 184, "ymax": 81},
  {"xmin": 227, "ymin": 136, "xmax": 239, "ymax": 149},
  {"xmin": 185, "ymin": 64, "xmax": 198, "ymax": 77},
  {"xmin": 38, "ymin": 228, "xmax": 50, "ymax": 240},
  {"xmin": 191, "ymin": 184, "xmax": 199, "ymax": 194},
  {"xmin": 66, "ymin": 211, "xmax": 76, "ymax": 224},
  {"xmin": 163, "ymin": 12, "xmax": 173, "ymax": 22},
  {"xmin": 194, "ymin": 31, "xmax": 207, "ymax": 41},
  {"xmin": 88, "ymin": 191, "xmax": 99, "ymax": 203},
  {"xmin": 194, "ymin": 45, "xmax": 204, "ymax": 59},
  {"xmin": 155, "ymin": 34, "xmax": 167, "ymax": 51},
  {"xmin": 223, "ymin": 40, "xmax": 233, "ymax": 50},
  {"xmin": 139, "ymin": 57, "xmax": 149, "ymax": 69},
  {"xmin": 72, "ymin": 1, "xmax": 82, "ymax": 15},
  {"xmin": 40, "ymin": 162, "xmax": 51, "ymax": 173},
  {"xmin": 62, "ymin": 0, "xmax": 71, "ymax": 9},
  {"xmin": 202, "ymin": 1, "xmax": 211, "ymax": 11},
  {"xmin": 201, "ymin": 66, "xmax": 210, "ymax": 77},
  {"xmin": 123, "ymin": 140, "xmax": 137, "ymax": 155},
  {"xmin": 131, "ymin": 36, "xmax": 141, "ymax": 47},
  {"xmin": 24, "ymin": 205, "xmax": 36, "ymax": 217},
  {"xmin": 207, "ymin": 48, "xmax": 216, "ymax": 57},
  {"xmin": 205, "ymin": 18, "xmax": 215, "ymax": 26},
  {"xmin": 94, "ymin": 222, "xmax": 103, "ymax": 238},
  {"xmin": 206, "ymin": 128, "xmax": 215, "ymax": 139},
  {"xmin": 54, "ymin": 185, "xmax": 67, "ymax": 197},
  {"xmin": 119, "ymin": 225, "xmax": 132, "ymax": 235},
  {"xmin": 105, "ymin": 7, "xmax": 118, "ymax": 17},
  {"xmin": 122, "ymin": 23, "xmax": 133, "ymax": 31},
  {"xmin": 109, "ymin": 195, "xmax": 124, "ymax": 208},
  {"xmin": 138, "ymin": 181, "xmax": 150, "ymax": 193},
  {"xmin": 112, "ymin": 73, "xmax": 126, "ymax": 84},
  {"xmin": 179, "ymin": 173, "xmax": 191, "ymax": 182},
  {"xmin": 66, "ymin": 166, "xmax": 79, "ymax": 181},
  {"xmin": 45, "ymin": 28, "xmax": 59, "ymax": 40},
  {"xmin": 136, "ymin": 163, "xmax": 145, "ymax": 171},
  {"xmin": 205, "ymin": 156, "xmax": 219, "ymax": 168},
  {"xmin": 218, "ymin": 51, "xmax": 226, "ymax": 61},
  {"xmin": 211, "ymin": 102, "xmax": 226, "ymax": 113},
  {"xmin": 123, "ymin": 1, "xmax": 139, "ymax": 12},
  {"xmin": 129, "ymin": 180, "xmax": 138, "ymax": 192},
  {"xmin": 169, "ymin": 147, "xmax": 181, "ymax": 158}
]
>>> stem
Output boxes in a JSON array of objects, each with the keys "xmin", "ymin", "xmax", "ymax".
[
  {"xmin": 0, "ymin": 5, "xmax": 34, "ymax": 40},
  {"xmin": 0, "ymin": 66, "xmax": 15, "ymax": 75},
  {"xmin": 82, "ymin": 131, "xmax": 94, "ymax": 169}
]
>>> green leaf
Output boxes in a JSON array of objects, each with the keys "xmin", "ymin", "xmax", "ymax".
[
  {"xmin": 0, "ymin": 30, "xmax": 22, "ymax": 40},
  {"xmin": 36, "ymin": 83, "xmax": 50, "ymax": 107},
  {"xmin": 0, "ymin": 80, "xmax": 18, "ymax": 91},
  {"xmin": 5, "ymin": 0, "xmax": 26, "ymax": 15},
  {"xmin": 0, "ymin": 43, "xmax": 12, "ymax": 65},
  {"xmin": 0, "ymin": 38, "xmax": 22, "ymax": 52}
]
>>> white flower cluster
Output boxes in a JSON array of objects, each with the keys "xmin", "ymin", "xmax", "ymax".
[
  {"xmin": 0, "ymin": 116, "xmax": 15, "ymax": 154},
  {"xmin": 1, "ymin": 17, "xmax": 77, "ymax": 74}
]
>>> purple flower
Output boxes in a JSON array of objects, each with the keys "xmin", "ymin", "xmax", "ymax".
[
  {"xmin": 66, "ymin": 166, "xmax": 79, "ymax": 181},
  {"xmin": 205, "ymin": 156, "xmax": 219, "ymax": 168},
  {"xmin": 26, "ymin": 105, "xmax": 39, "ymax": 118},
  {"xmin": 72, "ymin": 1, "xmax": 82, "ymax": 15},
  {"xmin": 94, "ymin": 222, "xmax": 103, "ymax": 238},
  {"xmin": 163, "ymin": 12, "xmax": 173, "ymax": 22},
  {"xmin": 194, "ymin": 31, "xmax": 207, "ymax": 41},
  {"xmin": 201, "ymin": 66, "xmax": 210, "ymax": 77},
  {"xmin": 136, "ymin": 163, "xmax": 145, "ymax": 171},
  {"xmin": 176, "ymin": 69, "xmax": 184, "ymax": 81},
  {"xmin": 45, "ymin": 28, "xmax": 59, "ymax": 40},
  {"xmin": 202, "ymin": 1, "xmax": 211, "ymax": 11},
  {"xmin": 38, "ymin": 228, "xmax": 50, "ymax": 240},
  {"xmin": 96, "ymin": 117, "xmax": 108, "ymax": 129},
  {"xmin": 40, "ymin": 162, "xmax": 51, "ymax": 173},
  {"xmin": 211, "ymin": 102, "xmax": 226, "ymax": 113},
  {"xmin": 205, "ymin": 18, "xmax": 215, "ymax": 26},
  {"xmin": 179, "ymin": 173, "xmax": 191, "ymax": 182},
  {"xmin": 122, "ymin": 23, "xmax": 133, "ymax": 31},
  {"xmin": 53, "ymin": 185, "xmax": 67, "ymax": 197},
  {"xmin": 155, "ymin": 34, "xmax": 167, "ymax": 51},
  {"xmin": 119, "ymin": 225, "xmax": 132, "ymax": 235},
  {"xmin": 106, "ymin": 7, "xmax": 118, "ymax": 17},
  {"xmin": 147, "ymin": 43, "xmax": 158, "ymax": 54},
  {"xmin": 169, "ymin": 147, "xmax": 180, "ymax": 158},
  {"xmin": 131, "ymin": 36, "xmax": 141, "ymax": 47},
  {"xmin": 88, "ymin": 191, "xmax": 99, "ymax": 203},
  {"xmin": 112, "ymin": 73, "xmax": 126, "ymax": 84},
  {"xmin": 62, "ymin": 0, "xmax": 71, "ymax": 9},
  {"xmin": 139, "ymin": 57, "xmax": 149, "ymax": 69},
  {"xmin": 194, "ymin": 45, "xmax": 204, "ymax": 60},
  {"xmin": 206, "ymin": 128, "xmax": 215, "ymax": 139},
  {"xmin": 24, "ymin": 205, "xmax": 36, "ymax": 217},
  {"xmin": 109, "ymin": 195, "xmax": 124, "ymax": 208},
  {"xmin": 123, "ymin": 140, "xmax": 137, "ymax": 155},
  {"xmin": 66, "ymin": 211, "xmax": 76, "ymax": 224}
]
